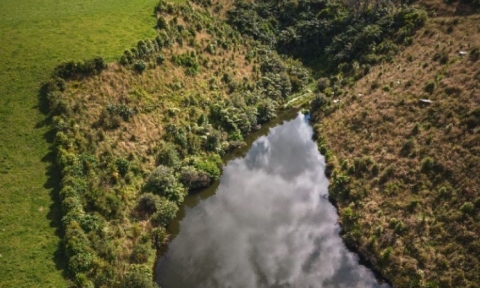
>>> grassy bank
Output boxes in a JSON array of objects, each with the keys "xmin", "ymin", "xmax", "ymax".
[{"xmin": 0, "ymin": 0, "xmax": 162, "ymax": 286}]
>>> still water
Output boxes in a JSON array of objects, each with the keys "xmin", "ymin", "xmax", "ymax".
[{"xmin": 156, "ymin": 113, "xmax": 389, "ymax": 288}]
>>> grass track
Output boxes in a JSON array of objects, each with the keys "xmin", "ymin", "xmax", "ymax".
[{"xmin": 0, "ymin": 0, "xmax": 172, "ymax": 286}]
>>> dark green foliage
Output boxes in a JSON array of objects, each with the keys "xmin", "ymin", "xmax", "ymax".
[
  {"xmin": 134, "ymin": 60, "xmax": 147, "ymax": 73},
  {"xmin": 311, "ymin": 93, "xmax": 328, "ymax": 111},
  {"xmin": 130, "ymin": 244, "xmax": 151, "ymax": 264},
  {"xmin": 179, "ymin": 166, "xmax": 212, "ymax": 189},
  {"xmin": 229, "ymin": 0, "xmax": 426, "ymax": 77},
  {"xmin": 151, "ymin": 227, "xmax": 168, "ymax": 249},
  {"xmin": 69, "ymin": 252, "xmax": 93, "ymax": 274},
  {"xmin": 144, "ymin": 165, "xmax": 186, "ymax": 203},
  {"xmin": 137, "ymin": 193, "xmax": 162, "ymax": 215},
  {"xmin": 172, "ymin": 52, "xmax": 199, "ymax": 75},
  {"xmin": 122, "ymin": 268, "xmax": 159, "ymax": 288},
  {"xmin": 157, "ymin": 143, "xmax": 181, "ymax": 168},
  {"xmin": 193, "ymin": 155, "xmax": 221, "ymax": 180},
  {"xmin": 317, "ymin": 77, "xmax": 331, "ymax": 92},
  {"xmin": 157, "ymin": 16, "xmax": 169, "ymax": 30},
  {"xmin": 54, "ymin": 56, "xmax": 107, "ymax": 80},
  {"xmin": 150, "ymin": 198, "xmax": 179, "ymax": 227},
  {"xmin": 460, "ymin": 202, "xmax": 475, "ymax": 214},
  {"xmin": 256, "ymin": 99, "xmax": 277, "ymax": 124},
  {"xmin": 115, "ymin": 158, "xmax": 130, "ymax": 176},
  {"xmin": 120, "ymin": 50, "xmax": 135, "ymax": 65},
  {"xmin": 156, "ymin": 54, "xmax": 165, "ymax": 65},
  {"xmin": 106, "ymin": 103, "xmax": 136, "ymax": 121},
  {"xmin": 144, "ymin": 166, "xmax": 176, "ymax": 194},
  {"xmin": 421, "ymin": 156, "xmax": 435, "ymax": 172}
]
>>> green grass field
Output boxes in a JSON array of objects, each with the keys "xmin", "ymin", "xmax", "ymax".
[{"xmin": 0, "ymin": 0, "xmax": 170, "ymax": 286}]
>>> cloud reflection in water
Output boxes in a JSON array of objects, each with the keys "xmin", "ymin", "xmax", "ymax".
[{"xmin": 156, "ymin": 114, "xmax": 388, "ymax": 288}]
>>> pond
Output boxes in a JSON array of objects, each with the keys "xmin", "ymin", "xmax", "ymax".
[{"xmin": 156, "ymin": 113, "xmax": 389, "ymax": 288}]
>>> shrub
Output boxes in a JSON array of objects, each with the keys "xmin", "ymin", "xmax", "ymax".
[
  {"xmin": 106, "ymin": 104, "xmax": 136, "ymax": 121},
  {"xmin": 459, "ymin": 202, "xmax": 474, "ymax": 214},
  {"xmin": 193, "ymin": 156, "xmax": 221, "ymax": 180},
  {"xmin": 157, "ymin": 143, "xmax": 181, "ymax": 168},
  {"xmin": 122, "ymin": 270, "xmax": 159, "ymax": 288},
  {"xmin": 179, "ymin": 166, "xmax": 212, "ymax": 189},
  {"xmin": 120, "ymin": 50, "xmax": 135, "ymax": 65},
  {"xmin": 144, "ymin": 165, "xmax": 186, "ymax": 203},
  {"xmin": 311, "ymin": 93, "xmax": 328, "ymax": 111},
  {"xmin": 134, "ymin": 60, "xmax": 147, "ymax": 73},
  {"xmin": 137, "ymin": 193, "xmax": 162, "ymax": 215},
  {"xmin": 130, "ymin": 244, "xmax": 152, "ymax": 264},
  {"xmin": 144, "ymin": 166, "xmax": 176, "ymax": 194},
  {"xmin": 151, "ymin": 227, "xmax": 168, "ymax": 249},
  {"xmin": 257, "ymin": 100, "xmax": 277, "ymax": 124},
  {"xmin": 400, "ymin": 139, "xmax": 415, "ymax": 157},
  {"xmin": 150, "ymin": 198, "xmax": 179, "ymax": 227},
  {"xmin": 470, "ymin": 48, "xmax": 480, "ymax": 61},
  {"xmin": 433, "ymin": 51, "xmax": 449, "ymax": 64},
  {"xmin": 421, "ymin": 157, "xmax": 435, "ymax": 172},
  {"xmin": 115, "ymin": 158, "xmax": 130, "ymax": 176},
  {"xmin": 157, "ymin": 16, "xmax": 169, "ymax": 30},
  {"xmin": 69, "ymin": 252, "xmax": 94, "ymax": 274},
  {"xmin": 425, "ymin": 81, "xmax": 436, "ymax": 94},
  {"xmin": 156, "ymin": 54, "xmax": 165, "ymax": 65},
  {"xmin": 54, "ymin": 57, "xmax": 106, "ymax": 80},
  {"xmin": 317, "ymin": 77, "xmax": 330, "ymax": 92}
]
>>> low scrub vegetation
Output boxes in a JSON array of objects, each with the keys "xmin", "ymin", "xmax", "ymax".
[{"xmin": 310, "ymin": 3, "xmax": 480, "ymax": 286}]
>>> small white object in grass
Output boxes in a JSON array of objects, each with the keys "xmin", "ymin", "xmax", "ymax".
[
  {"xmin": 459, "ymin": 51, "xmax": 468, "ymax": 56},
  {"xmin": 333, "ymin": 99, "xmax": 340, "ymax": 103},
  {"xmin": 419, "ymin": 99, "xmax": 432, "ymax": 104},
  {"xmin": 358, "ymin": 93, "xmax": 364, "ymax": 97}
]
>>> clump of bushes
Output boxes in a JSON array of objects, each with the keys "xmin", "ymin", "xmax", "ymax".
[
  {"xmin": 144, "ymin": 165, "xmax": 186, "ymax": 204},
  {"xmin": 134, "ymin": 60, "xmax": 147, "ymax": 73},
  {"xmin": 54, "ymin": 56, "xmax": 107, "ymax": 80}
]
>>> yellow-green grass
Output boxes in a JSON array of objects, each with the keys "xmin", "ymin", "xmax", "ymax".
[{"xmin": 0, "ymin": 0, "xmax": 193, "ymax": 286}]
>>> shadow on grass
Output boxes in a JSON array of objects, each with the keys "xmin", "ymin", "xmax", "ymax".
[{"xmin": 36, "ymin": 83, "xmax": 70, "ymax": 280}]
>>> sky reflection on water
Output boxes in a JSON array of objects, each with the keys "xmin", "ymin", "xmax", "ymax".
[{"xmin": 156, "ymin": 114, "xmax": 389, "ymax": 288}]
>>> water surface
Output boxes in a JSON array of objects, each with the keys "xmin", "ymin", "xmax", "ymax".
[{"xmin": 156, "ymin": 114, "xmax": 389, "ymax": 288}]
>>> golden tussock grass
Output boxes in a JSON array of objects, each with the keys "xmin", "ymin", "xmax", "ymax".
[{"xmin": 316, "ymin": 1, "xmax": 480, "ymax": 285}]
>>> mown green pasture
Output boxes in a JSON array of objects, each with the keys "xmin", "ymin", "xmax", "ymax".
[{"xmin": 0, "ymin": 0, "xmax": 189, "ymax": 286}]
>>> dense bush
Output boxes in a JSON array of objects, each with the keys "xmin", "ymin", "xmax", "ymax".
[
  {"xmin": 122, "ymin": 267, "xmax": 159, "ymax": 288},
  {"xmin": 157, "ymin": 143, "xmax": 181, "ymax": 168},
  {"xmin": 150, "ymin": 198, "xmax": 179, "ymax": 227},
  {"xmin": 144, "ymin": 165, "xmax": 186, "ymax": 203},
  {"xmin": 137, "ymin": 193, "xmax": 163, "ymax": 215},
  {"xmin": 179, "ymin": 166, "xmax": 212, "ymax": 189},
  {"xmin": 134, "ymin": 60, "xmax": 147, "ymax": 73},
  {"xmin": 229, "ymin": 0, "xmax": 426, "ymax": 77},
  {"xmin": 54, "ymin": 56, "xmax": 107, "ymax": 80}
]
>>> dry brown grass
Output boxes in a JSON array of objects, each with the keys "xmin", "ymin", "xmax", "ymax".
[{"xmin": 315, "ymin": 2, "xmax": 480, "ymax": 286}]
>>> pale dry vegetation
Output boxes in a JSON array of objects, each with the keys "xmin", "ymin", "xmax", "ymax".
[{"xmin": 312, "ymin": 3, "xmax": 480, "ymax": 286}]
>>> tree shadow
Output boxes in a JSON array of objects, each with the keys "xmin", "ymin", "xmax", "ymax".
[{"xmin": 36, "ymin": 83, "xmax": 70, "ymax": 279}]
